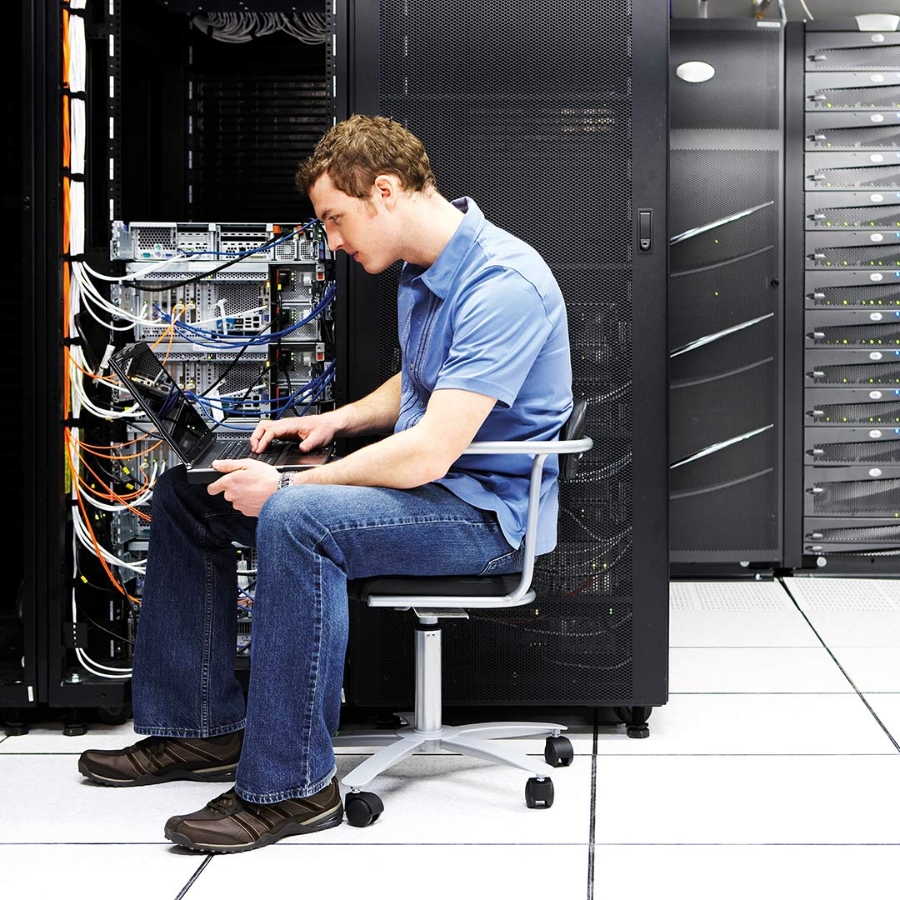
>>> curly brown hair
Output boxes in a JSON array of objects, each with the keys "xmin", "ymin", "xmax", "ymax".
[{"xmin": 296, "ymin": 114, "xmax": 437, "ymax": 198}]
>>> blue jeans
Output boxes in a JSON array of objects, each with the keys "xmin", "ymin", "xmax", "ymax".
[{"xmin": 131, "ymin": 465, "xmax": 522, "ymax": 804}]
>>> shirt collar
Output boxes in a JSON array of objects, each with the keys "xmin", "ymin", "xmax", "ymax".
[{"xmin": 406, "ymin": 197, "xmax": 484, "ymax": 298}]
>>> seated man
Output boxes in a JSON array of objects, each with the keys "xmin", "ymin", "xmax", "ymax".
[{"xmin": 79, "ymin": 114, "xmax": 573, "ymax": 853}]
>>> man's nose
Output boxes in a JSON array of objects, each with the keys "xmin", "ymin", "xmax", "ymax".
[{"xmin": 324, "ymin": 225, "xmax": 343, "ymax": 252}]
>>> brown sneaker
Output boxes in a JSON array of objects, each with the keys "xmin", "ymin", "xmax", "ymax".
[
  {"xmin": 78, "ymin": 732, "xmax": 243, "ymax": 787},
  {"xmin": 164, "ymin": 777, "xmax": 343, "ymax": 853}
]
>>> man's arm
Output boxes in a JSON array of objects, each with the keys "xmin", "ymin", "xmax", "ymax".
[
  {"xmin": 206, "ymin": 389, "xmax": 497, "ymax": 516},
  {"xmin": 249, "ymin": 372, "xmax": 403, "ymax": 452},
  {"xmin": 208, "ymin": 380, "xmax": 496, "ymax": 516},
  {"xmin": 331, "ymin": 371, "xmax": 403, "ymax": 437},
  {"xmin": 291, "ymin": 386, "xmax": 496, "ymax": 489}
]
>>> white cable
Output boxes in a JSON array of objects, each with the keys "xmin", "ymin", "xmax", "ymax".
[
  {"xmin": 72, "ymin": 508, "xmax": 147, "ymax": 575},
  {"xmin": 81, "ymin": 254, "xmax": 191, "ymax": 282},
  {"xmin": 193, "ymin": 305, "xmax": 269, "ymax": 328},
  {"xmin": 81, "ymin": 491, "xmax": 153, "ymax": 515},
  {"xmin": 75, "ymin": 647, "xmax": 132, "ymax": 678},
  {"xmin": 69, "ymin": 519, "xmax": 134, "ymax": 679},
  {"xmin": 798, "ymin": 0, "xmax": 814, "ymax": 19},
  {"xmin": 66, "ymin": 4, "xmax": 133, "ymax": 681},
  {"xmin": 72, "ymin": 262, "xmax": 166, "ymax": 327}
]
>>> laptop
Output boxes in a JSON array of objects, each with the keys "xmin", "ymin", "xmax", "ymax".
[{"xmin": 108, "ymin": 341, "xmax": 333, "ymax": 484}]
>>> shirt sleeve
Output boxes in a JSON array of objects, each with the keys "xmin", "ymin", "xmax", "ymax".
[{"xmin": 432, "ymin": 267, "xmax": 553, "ymax": 407}]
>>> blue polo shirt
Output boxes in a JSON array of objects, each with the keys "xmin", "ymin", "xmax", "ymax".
[{"xmin": 395, "ymin": 197, "xmax": 573, "ymax": 555}]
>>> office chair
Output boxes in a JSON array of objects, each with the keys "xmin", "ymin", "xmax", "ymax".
[{"xmin": 334, "ymin": 400, "xmax": 592, "ymax": 827}]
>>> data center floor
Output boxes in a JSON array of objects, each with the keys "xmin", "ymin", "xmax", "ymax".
[{"xmin": 2, "ymin": 576, "xmax": 899, "ymax": 900}]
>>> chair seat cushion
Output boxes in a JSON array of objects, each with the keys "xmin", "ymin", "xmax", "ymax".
[{"xmin": 348, "ymin": 573, "xmax": 522, "ymax": 601}]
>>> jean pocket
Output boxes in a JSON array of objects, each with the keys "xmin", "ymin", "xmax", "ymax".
[{"xmin": 477, "ymin": 545, "xmax": 523, "ymax": 576}]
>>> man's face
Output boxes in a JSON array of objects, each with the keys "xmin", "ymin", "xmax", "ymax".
[{"xmin": 309, "ymin": 173, "xmax": 396, "ymax": 274}]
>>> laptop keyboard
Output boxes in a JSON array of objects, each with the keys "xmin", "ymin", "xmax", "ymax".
[{"xmin": 215, "ymin": 439, "xmax": 285, "ymax": 465}]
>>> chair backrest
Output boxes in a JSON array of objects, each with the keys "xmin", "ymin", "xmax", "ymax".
[{"xmin": 559, "ymin": 397, "xmax": 587, "ymax": 482}]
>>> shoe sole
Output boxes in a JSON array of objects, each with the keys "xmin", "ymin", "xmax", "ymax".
[
  {"xmin": 78, "ymin": 759, "xmax": 238, "ymax": 787},
  {"xmin": 164, "ymin": 805, "xmax": 344, "ymax": 853}
]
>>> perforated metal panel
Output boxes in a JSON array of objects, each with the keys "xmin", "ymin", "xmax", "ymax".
[
  {"xmin": 806, "ymin": 124, "xmax": 900, "ymax": 152},
  {"xmin": 670, "ymin": 28, "xmax": 781, "ymax": 131},
  {"xmin": 806, "ymin": 35, "xmax": 900, "ymax": 72},
  {"xmin": 809, "ymin": 362, "xmax": 900, "ymax": 385},
  {"xmin": 379, "ymin": 0, "xmax": 634, "ymax": 706},
  {"xmin": 342, "ymin": 0, "xmax": 668, "ymax": 708},
  {"xmin": 806, "ymin": 201, "xmax": 900, "ymax": 229},
  {"xmin": 807, "ymin": 280, "xmax": 900, "ymax": 308},
  {"xmin": 809, "ymin": 86, "xmax": 900, "ymax": 109}
]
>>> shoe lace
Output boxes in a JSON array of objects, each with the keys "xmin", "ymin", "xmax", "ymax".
[
  {"xmin": 133, "ymin": 736, "xmax": 169, "ymax": 768},
  {"xmin": 207, "ymin": 791, "xmax": 241, "ymax": 815}
]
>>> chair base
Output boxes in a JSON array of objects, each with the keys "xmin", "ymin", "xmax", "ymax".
[{"xmin": 335, "ymin": 720, "xmax": 564, "ymax": 790}]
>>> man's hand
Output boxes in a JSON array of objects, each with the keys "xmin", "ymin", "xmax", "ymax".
[
  {"xmin": 250, "ymin": 413, "xmax": 340, "ymax": 454},
  {"xmin": 207, "ymin": 458, "xmax": 282, "ymax": 517}
]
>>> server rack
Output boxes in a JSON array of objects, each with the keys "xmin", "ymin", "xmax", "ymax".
[
  {"xmin": 20, "ymin": 0, "xmax": 129, "ymax": 732},
  {"xmin": 8, "ymin": 0, "xmax": 334, "ymax": 732},
  {"xmin": 335, "ymin": 1, "xmax": 669, "ymax": 724},
  {"xmin": 668, "ymin": 19, "xmax": 785, "ymax": 574},
  {"xmin": 789, "ymin": 16, "xmax": 900, "ymax": 574},
  {"xmin": 2, "ymin": 0, "xmax": 40, "ymax": 730}
]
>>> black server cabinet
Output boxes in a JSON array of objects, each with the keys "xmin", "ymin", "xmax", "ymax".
[
  {"xmin": 668, "ymin": 19, "xmax": 785, "ymax": 573},
  {"xmin": 10, "ymin": 0, "xmax": 132, "ymax": 730},
  {"xmin": 334, "ymin": 1, "xmax": 669, "ymax": 718},
  {"xmin": 2, "ymin": 0, "xmax": 39, "ymax": 724},
  {"xmin": 787, "ymin": 17, "xmax": 900, "ymax": 574},
  {"xmin": 7, "ymin": 0, "xmax": 332, "ymax": 732}
]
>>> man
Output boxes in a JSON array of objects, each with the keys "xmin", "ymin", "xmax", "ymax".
[{"xmin": 78, "ymin": 114, "xmax": 572, "ymax": 853}]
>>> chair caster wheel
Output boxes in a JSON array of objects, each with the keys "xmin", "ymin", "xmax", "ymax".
[
  {"xmin": 525, "ymin": 777, "xmax": 554, "ymax": 809},
  {"xmin": 544, "ymin": 735, "xmax": 574, "ymax": 767},
  {"xmin": 345, "ymin": 791, "xmax": 384, "ymax": 827}
]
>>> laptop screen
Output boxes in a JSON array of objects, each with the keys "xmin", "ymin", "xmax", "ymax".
[{"xmin": 110, "ymin": 342, "xmax": 214, "ymax": 464}]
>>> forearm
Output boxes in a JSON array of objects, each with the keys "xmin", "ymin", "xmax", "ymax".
[
  {"xmin": 292, "ymin": 387, "xmax": 497, "ymax": 490},
  {"xmin": 295, "ymin": 426, "xmax": 440, "ymax": 489},
  {"xmin": 330, "ymin": 372, "xmax": 402, "ymax": 437}
]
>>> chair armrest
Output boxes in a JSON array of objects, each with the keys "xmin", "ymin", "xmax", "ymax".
[
  {"xmin": 460, "ymin": 437, "xmax": 592, "ymax": 456},
  {"xmin": 455, "ymin": 434, "xmax": 593, "ymax": 606},
  {"xmin": 364, "ymin": 436, "xmax": 593, "ymax": 610}
]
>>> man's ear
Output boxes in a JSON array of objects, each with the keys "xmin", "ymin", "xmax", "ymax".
[{"xmin": 372, "ymin": 173, "xmax": 400, "ymax": 207}]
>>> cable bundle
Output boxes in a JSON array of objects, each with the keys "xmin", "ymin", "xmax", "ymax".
[
  {"xmin": 60, "ymin": 1, "xmax": 335, "ymax": 680},
  {"xmin": 190, "ymin": 11, "xmax": 327, "ymax": 44}
]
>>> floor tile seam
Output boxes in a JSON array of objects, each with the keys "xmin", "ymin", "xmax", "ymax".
[
  {"xmin": 592, "ymin": 751, "xmax": 900, "ymax": 757},
  {"xmin": 652, "ymin": 689, "xmax": 890, "ymax": 694},
  {"xmin": 778, "ymin": 577, "xmax": 900, "ymax": 753},
  {"xmin": 667, "ymin": 690, "xmax": 860, "ymax": 695},
  {"xmin": 591, "ymin": 841, "xmax": 900, "ymax": 847},
  {"xmin": 586, "ymin": 711, "xmax": 599, "ymax": 900},
  {"xmin": 672, "ymin": 643, "xmax": 900, "ymax": 649},
  {"xmin": 175, "ymin": 855, "xmax": 212, "ymax": 900},
  {"xmin": 802, "ymin": 646, "xmax": 900, "ymax": 650},
  {"xmin": 670, "ymin": 644, "xmax": 853, "ymax": 649},
  {"xmin": 0, "ymin": 840, "xmax": 596, "ymax": 847}
]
